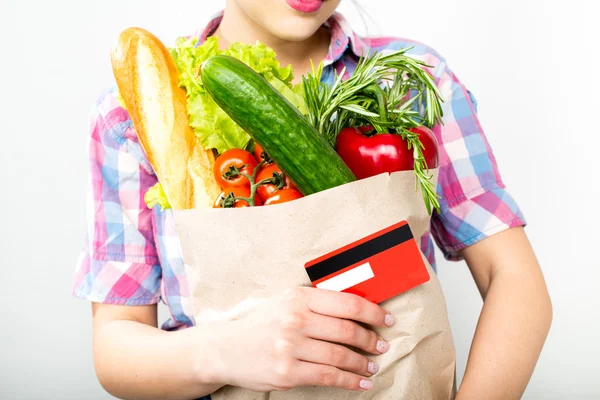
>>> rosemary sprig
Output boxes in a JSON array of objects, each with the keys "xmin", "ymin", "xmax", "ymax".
[
  {"xmin": 400, "ymin": 128, "xmax": 439, "ymax": 215},
  {"xmin": 302, "ymin": 48, "xmax": 445, "ymax": 214}
]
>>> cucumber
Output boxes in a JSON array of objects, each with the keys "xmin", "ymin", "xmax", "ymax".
[{"xmin": 201, "ymin": 55, "xmax": 356, "ymax": 195}]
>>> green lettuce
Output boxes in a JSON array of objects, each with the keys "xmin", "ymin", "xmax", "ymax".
[
  {"xmin": 170, "ymin": 36, "xmax": 306, "ymax": 154},
  {"xmin": 144, "ymin": 182, "xmax": 171, "ymax": 210}
]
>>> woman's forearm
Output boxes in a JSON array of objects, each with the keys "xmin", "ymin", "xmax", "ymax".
[
  {"xmin": 458, "ymin": 228, "xmax": 552, "ymax": 399},
  {"xmin": 92, "ymin": 304, "xmax": 226, "ymax": 400},
  {"xmin": 91, "ymin": 289, "xmax": 394, "ymax": 398}
]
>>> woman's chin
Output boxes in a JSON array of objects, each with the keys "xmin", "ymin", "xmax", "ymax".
[{"xmin": 264, "ymin": 19, "xmax": 325, "ymax": 42}]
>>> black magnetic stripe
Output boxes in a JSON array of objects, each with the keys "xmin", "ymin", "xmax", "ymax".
[{"xmin": 306, "ymin": 224, "xmax": 414, "ymax": 282}]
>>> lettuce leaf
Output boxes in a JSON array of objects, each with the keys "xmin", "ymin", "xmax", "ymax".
[
  {"xmin": 144, "ymin": 182, "xmax": 171, "ymax": 210},
  {"xmin": 170, "ymin": 36, "xmax": 306, "ymax": 154}
]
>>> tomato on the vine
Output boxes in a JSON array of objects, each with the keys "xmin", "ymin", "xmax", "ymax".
[
  {"xmin": 255, "ymin": 164, "xmax": 297, "ymax": 202},
  {"xmin": 213, "ymin": 186, "xmax": 263, "ymax": 208},
  {"xmin": 264, "ymin": 189, "xmax": 303, "ymax": 205},
  {"xmin": 253, "ymin": 143, "xmax": 273, "ymax": 165},
  {"xmin": 213, "ymin": 149, "xmax": 258, "ymax": 189}
]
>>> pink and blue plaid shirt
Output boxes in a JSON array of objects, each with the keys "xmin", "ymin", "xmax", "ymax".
[{"xmin": 73, "ymin": 12, "xmax": 525, "ymax": 330}]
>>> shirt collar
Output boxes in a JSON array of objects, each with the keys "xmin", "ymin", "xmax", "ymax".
[
  {"xmin": 195, "ymin": 11, "xmax": 368, "ymax": 66},
  {"xmin": 322, "ymin": 12, "xmax": 369, "ymax": 64}
]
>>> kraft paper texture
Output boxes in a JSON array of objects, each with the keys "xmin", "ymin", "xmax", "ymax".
[{"xmin": 173, "ymin": 170, "xmax": 456, "ymax": 399}]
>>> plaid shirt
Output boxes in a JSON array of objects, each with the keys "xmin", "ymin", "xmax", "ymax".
[{"xmin": 73, "ymin": 12, "xmax": 525, "ymax": 330}]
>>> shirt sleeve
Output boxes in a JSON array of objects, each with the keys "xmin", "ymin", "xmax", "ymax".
[
  {"xmin": 72, "ymin": 89, "xmax": 162, "ymax": 305},
  {"xmin": 429, "ymin": 64, "xmax": 526, "ymax": 261}
]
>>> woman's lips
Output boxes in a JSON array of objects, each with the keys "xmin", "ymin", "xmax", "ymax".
[{"xmin": 286, "ymin": 0, "xmax": 325, "ymax": 13}]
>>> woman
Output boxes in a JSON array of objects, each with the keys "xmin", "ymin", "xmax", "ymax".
[{"xmin": 73, "ymin": 0, "xmax": 552, "ymax": 398}]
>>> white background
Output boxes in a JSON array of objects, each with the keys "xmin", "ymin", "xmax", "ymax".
[{"xmin": 1, "ymin": 0, "xmax": 599, "ymax": 399}]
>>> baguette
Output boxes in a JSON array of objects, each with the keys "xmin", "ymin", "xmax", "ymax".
[{"xmin": 110, "ymin": 27, "xmax": 220, "ymax": 209}]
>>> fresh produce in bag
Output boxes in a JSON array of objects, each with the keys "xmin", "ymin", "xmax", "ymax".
[
  {"xmin": 201, "ymin": 55, "xmax": 356, "ymax": 196},
  {"xmin": 211, "ymin": 148, "xmax": 302, "ymax": 207},
  {"xmin": 110, "ymin": 28, "xmax": 222, "ymax": 210},
  {"xmin": 301, "ymin": 50, "xmax": 444, "ymax": 214},
  {"xmin": 111, "ymin": 27, "xmax": 456, "ymax": 399}
]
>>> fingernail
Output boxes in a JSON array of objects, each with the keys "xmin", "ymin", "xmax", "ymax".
[
  {"xmin": 376, "ymin": 340, "xmax": 390, "ymax": 353},
  {"xmin": 384, "ymin": 314, "xmax": 395, "ymax": 326},
  {"xmin": 368, "ymin": 361, "xmax": 379, "ymax": 374},
  {"xmin": 360, "ymin": 379, "xmax": 373, "ymax": 390}
]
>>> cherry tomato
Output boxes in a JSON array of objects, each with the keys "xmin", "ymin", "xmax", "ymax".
[
  {"xmin": 213, "ymin": 149, "xmax": 258, "ymax": 189},
  {"xmin": 255, "ymin": 164, "xmax": 298, "ymax": 202},
  {"xmin": 264, "ymin": 189, "xmax": 303, "ymax": 205},
  {"xmin": 213, "ymin": 186, "xmax": 263, "ymax": 208},
  {"xmin": 253, "ymin": 143, "xmax": 273, "ymax": 165},
  {"xmin": 253, "ymin": 143, "xmax": 267, "ymax": 163}
]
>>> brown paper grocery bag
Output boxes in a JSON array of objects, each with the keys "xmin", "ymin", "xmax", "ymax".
[{"xmin": 173, "ymin": 170, "xmax": 456, "ymax": 399}]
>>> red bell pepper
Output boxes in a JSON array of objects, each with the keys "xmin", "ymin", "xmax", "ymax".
[{"xmin": 336, "ymin": 126, "xmax": 439, "ymax": 180}]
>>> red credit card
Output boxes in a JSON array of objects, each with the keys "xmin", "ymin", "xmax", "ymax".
[{"xmin": 304, "ymin": 221, "xmax": 430, "ymax": 304}]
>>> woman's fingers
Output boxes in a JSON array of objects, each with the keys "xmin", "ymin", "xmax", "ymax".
[
  {"xmin": 296, "ymin": 338, "xmax": 378, "ymax": 377},
  {"xmin": 305, "ymin": 288, "xmax": 394, "ymax": 328},
  {"xmin": 293, "ymin": 361, "xmax": 373, "ymax": 391},
  {"xmin": 303, "ymin": 313, "xmax": 389, "ymax": 355}
]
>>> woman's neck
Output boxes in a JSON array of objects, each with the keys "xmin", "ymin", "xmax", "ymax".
[{"xmin": 215, "ymin": 2, "xmax": 331, "ymax": 82}]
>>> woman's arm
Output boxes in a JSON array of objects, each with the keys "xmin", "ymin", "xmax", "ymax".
[
  {"xmin": 92, "ymin": 288, "xmax": 393, "ymax": 399},
  {"xmin": 456, "ymin": 227, "xmax": 552, "ymax": 399},
  {"xmin": 92, "ymin": 303, "xmax": 226, "ymax": 400}
]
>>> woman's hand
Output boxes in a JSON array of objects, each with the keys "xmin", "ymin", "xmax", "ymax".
[{"xmin": 214, "ymin": 287, "xmax": 395, "ymax": 393}]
